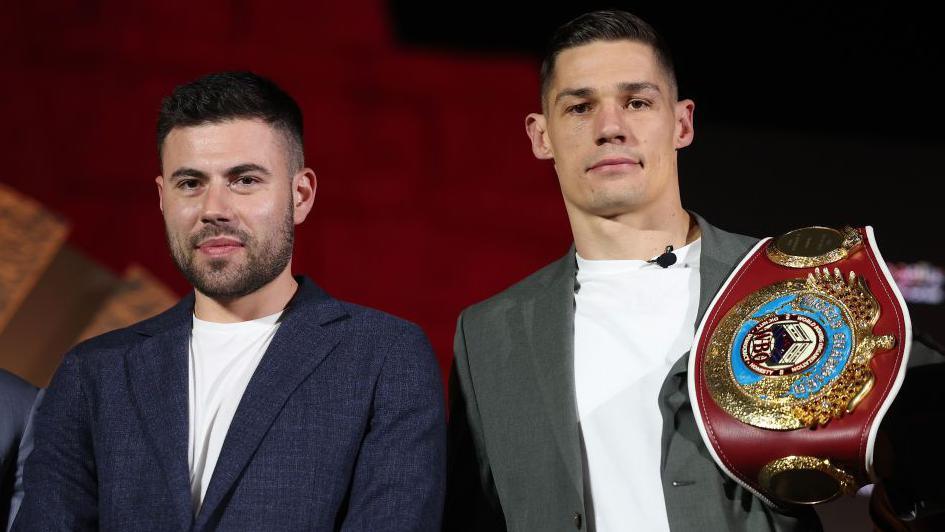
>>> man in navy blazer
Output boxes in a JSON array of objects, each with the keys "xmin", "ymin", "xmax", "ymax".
[{"xmin": 13, "ymin": 72, "xmax": 445, "ymax": 531}]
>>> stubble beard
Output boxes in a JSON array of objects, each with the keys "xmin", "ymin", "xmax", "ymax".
[{"xmin": 166, "ymin": 199, "xmax": 295, "ymax": 300}]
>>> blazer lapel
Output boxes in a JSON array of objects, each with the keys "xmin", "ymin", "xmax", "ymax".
[
  {"xmin": 124, "ymin": 296, "xmax": 195, "ymax": 531},
  {"xmin": 694, "ymin": 215, "xmax": 747, "ymax": 323},
  {"xmin": 195, "ymin": 279, "xmax": 349, "ymax": 527},
  {"xmin": 659, "ymin": 215, "xmax": 758, "ymax": 506},
  {"xmin": 662, "ymin": 214, "xmax": 754, "ymax": 393},
  {"xmin": 518, "ymin": 222, "xmax": 750, "ymax": 505},
  {"xmin": 521, "ymin": 252, "xmax": 585, "ymax": 501}
]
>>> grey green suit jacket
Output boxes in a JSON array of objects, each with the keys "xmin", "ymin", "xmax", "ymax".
[{"xmin": 444, "ymin": 217, "xmax": 822, "ymax": 531}]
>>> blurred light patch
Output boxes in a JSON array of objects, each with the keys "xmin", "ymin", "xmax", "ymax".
[{"xmin": 889, "ymin": 262, "xmax": 944, "ymax": 305}]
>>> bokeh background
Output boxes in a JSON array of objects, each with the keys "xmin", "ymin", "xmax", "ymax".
[
  {"xmin": 3, "ymin": 1, "xmax": 942, "ymax": 375},
  {"xmin": 1, "ymin": 2, "xmax": 943, "ymax": 529}
]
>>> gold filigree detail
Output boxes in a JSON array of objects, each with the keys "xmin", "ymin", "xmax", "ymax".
[
  {"xmin": 804, "ymin": 267, "xmax": 878, "ymax": 329},
  {"xmin": 704, "ymin": 267, "xmax": 896, "ymax": 430},
  {"xmin": 791, "ymin": 268, "xmax": 896, "ymax": 426},
  {"xmin": 792, "ymin": 365, "xmax": 872, "ymax": 426},
  {"xmin": 767, "ymin": 226, "xmax": 862, "ymax": 268},
  {"xmin": 758, "ymin": 455, "xmax": 855, "ymax": 504}
]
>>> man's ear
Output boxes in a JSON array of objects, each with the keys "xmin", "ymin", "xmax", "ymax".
[
  {"xmin": 674, "ymin": 99, "xmax": 695, "ymax": 149},
  {"xmin": 155, "ymin": 175, "xmax": 165, "ymax": 213},
  {"xmin": 291, "ymin": 168, "xmax": 317, "ymax": 225},
  {"xmin": 525, "ymin": 113, "xmax": 554, "ymax": 160}
]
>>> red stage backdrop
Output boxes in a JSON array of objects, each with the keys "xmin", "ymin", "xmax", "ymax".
[{"xmin": 0, "ymin": 1, "xmax": 573, "ymax": 385}]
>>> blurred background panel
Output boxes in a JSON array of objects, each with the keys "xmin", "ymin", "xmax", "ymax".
[
  {"xmin": 1, "ymin": 0, "xmax": 941, "ymax": 406},
  {"xmin": 1, "ymin": 2, "xmax": 942, "ymax": 530}
]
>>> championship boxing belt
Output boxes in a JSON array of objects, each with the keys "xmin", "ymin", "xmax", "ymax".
[{"xmin": 689, "ymin": 226, "xmax": 911, "ymax": 505}]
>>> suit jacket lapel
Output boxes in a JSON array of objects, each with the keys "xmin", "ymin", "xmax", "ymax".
[
  {"xmin": 662, "ymin": 214, "xmax": 753, "ymax": 387},
  {"xmin": 519, "ymin": 218, "xmax": 754, "ymax": 504},
  {"xmin": 125, "ymin": 295, "xmax": 195, "ymax": 531},
  {"xmin": 518, "ymin": 215, "xmax": 756, "ymax": 510},
  {"xmin": 659, "ymin": 214, "xmax": 758, "ymax": 524},
  {"xmin": 695, "ymin": 215, "xmax": 746, "ymax": 323},
  {"xmin": 521, "ymin": 252, "xmax": 585, "ymax": 501},
  {"xmin": 195, "ymin": 278, "xmax": 348, "ymax": 527}
]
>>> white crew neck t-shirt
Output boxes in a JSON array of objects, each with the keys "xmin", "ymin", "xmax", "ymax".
[
  {"xmin": 574, "ymin": 240, "xmax": 701, "ymax": 532},
  {"xmin": 187, "ymin": 310, "xmax": 282, "ymax": 512}
]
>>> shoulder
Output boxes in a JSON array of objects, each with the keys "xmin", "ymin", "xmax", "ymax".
[
  {"xmin": 0, "ymin": 369, "xmax": 37, "ymax": 417},
  {"xmin": 69, "ymin": 325, "xmax": 147, "ymax": 356},
  {"xmin": 335, "ymin": 300, "xmax": 430, "ymax": 346},
  {"xmin": 0, "ymin": 369, "xmax": 35, "ymax": 397},
  {"xmin": 697, "ymin": 216, "xmax": 759, "ymax": 253},
  {"xmin": 460, "ymin": 252, "xmax": 573, "ymax": 327},
  {"xmin": 61, "ymin": 297, "xmax": 191, "ymax": 369},
  {"xmin": 0, "ymin": 370, "xmax": 37, "ymax": 453},
  {"xmin": 707, "ymin": 225, "xmax": 758, "ymax": 250},
  {"xmin": 328, "ymin": 301, "xmax": 441, "ymax": 400},
  {"xmin": 691, "ymin": 214, "xmax": 762, "ymax": 276},
  {"xmin": 73, "ymin": 309, "xmax": 180, "ymax": 353},
  {"xmin": 291, "ymin": 276, "xmax": 427, "ymax": 347}
]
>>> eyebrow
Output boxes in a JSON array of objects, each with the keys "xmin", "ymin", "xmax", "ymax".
[
  {"xmin": 554, "ymin": 87, "xmax": 594, "ymax": 105},
  {"xmin": 226, "ymin": 163, "xmax": 271, "ymax": 177},
  {"xmin": 553, "ymin": 81, "xmax": 663, "ymax": 105},
  {"xmin": 169, "ymin": 163, "xmax": 272, "ymax": 180},
  {"xmin": 618, "ymin": 81, "xmax": 662, "ymax": 94},
  {"xmin": 170, "ymin": 167, "xmax": 206, "ymax": 180}
]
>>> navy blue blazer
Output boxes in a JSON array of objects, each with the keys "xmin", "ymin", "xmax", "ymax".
[
  {"xmin": 14, "ymin": 277, "xmax": 445, "ymax": 531},
  {"xmin": 1, "ymin": 370, "xmax": 36, "ymax": 528}
]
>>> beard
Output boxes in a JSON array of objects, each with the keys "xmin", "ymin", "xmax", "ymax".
[{"xmin": 165, "ymin": 199, "xmax": 295, "ymax": 300}]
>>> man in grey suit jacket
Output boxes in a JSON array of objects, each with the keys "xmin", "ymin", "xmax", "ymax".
[
  {"xmin": 444, "ymin": 10, "xmax": 941, "ymax": 531},
  {"xmin": 0, "ymin": 370, "xmax": 36, "ymax": 528},
  {"xmin": 14, "ymin": 72, "xmax": 445, "ymax": 531}
]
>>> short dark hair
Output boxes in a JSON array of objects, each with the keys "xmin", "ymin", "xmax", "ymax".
[
  {"xmin": 539, "ymin": 10, "xmax": 677, "ymax": 106},
  {"xmin": 157, "ymin": 71, "xmax": 304, "ymax": 171}
]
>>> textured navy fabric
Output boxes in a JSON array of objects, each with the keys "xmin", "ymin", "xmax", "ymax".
[
  {"xmin": 1, "ymin": 370, "xmax": 36, "ymax": 529},
  {"xmin": 13, "ymin": 277, "xmax": 445, "ymax": 531}
]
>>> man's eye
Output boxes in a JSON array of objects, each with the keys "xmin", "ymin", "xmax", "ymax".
[
  {"xmin": 567, "ymin": 103, "xmax": 592, "ymax": 114},
  {"xmin": 177, "ymin": 179, "xmax": 200, "ymax": 190},
  {"xmin": 233, "ymin": 176, "xmax": 258, "ymax": 186},
  {"xmin": 627, "ymin": 99, "xmax": 650, "ymax": 110}
]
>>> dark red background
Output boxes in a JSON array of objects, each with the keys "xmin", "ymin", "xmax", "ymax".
[
  {"xmin": 0, "ymin": 1, "xmax": 576, "ymax": 382},
  {"xmin": 3, "ymin": 2, "xmax": 943, "ymax": 385}
]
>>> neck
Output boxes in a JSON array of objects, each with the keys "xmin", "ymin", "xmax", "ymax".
[
  {"xmin": 569, "ymin": 202, "xmax": 699, "ymax": 260},
  {"xmin": 193, "ymin": 266, "xmax": 298, "ymax": 323}
]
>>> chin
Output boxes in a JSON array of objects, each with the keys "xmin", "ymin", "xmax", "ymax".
[{"xmin": 584, "ymin": 190, "xmax": 649, "ymax": 216}]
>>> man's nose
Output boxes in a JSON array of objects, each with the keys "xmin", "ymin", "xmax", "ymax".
[
  {"xmin": 200, "ymin": 182, "xmax": 234, "ymax": 225},
  {"xmin": 595, "ymin": 103, "xmax": 631, "ymax": 146}
]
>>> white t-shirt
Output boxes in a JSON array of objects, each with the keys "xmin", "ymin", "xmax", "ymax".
[
  {"xmin": 187, "ymin": 311, "xmax": 282, "ymax": 512},
  {"xmin": 574, "ymin": 240, "xmax": 701, "ymax": 532}
]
